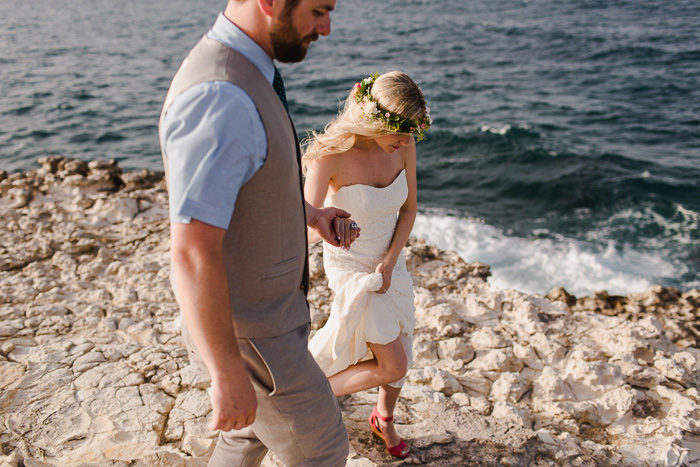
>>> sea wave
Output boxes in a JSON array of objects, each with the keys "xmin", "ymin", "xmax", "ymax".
[{"xmin": 412, "ymin": 210, "xmax": 696, "ymax": 297}]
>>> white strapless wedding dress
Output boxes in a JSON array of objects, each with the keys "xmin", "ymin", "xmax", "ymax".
[{"xmin": 309, "ymin": 169, "xmax": 416, "ymax": 378}]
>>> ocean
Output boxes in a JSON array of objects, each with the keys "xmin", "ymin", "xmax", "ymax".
[{"xmin": 1, "ymin": 0, "xmax": 698, "ymax": 296}]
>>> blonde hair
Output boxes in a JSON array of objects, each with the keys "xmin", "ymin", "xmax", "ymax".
[{"xmin": 302, "ymin": 71, "xmax": 426, "ymax": 173}]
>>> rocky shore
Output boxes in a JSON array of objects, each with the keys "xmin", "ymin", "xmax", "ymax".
[{"xmin": 1, "ymin": 158, "xmax": 698, "ymax": 466}]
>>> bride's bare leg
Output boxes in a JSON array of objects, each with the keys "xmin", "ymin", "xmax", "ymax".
[
  {"xmin": 376, "ymin": 385, "xmax": 403, "ymax": 448},
  {"xmin": 329, "ymin": 337, "xmax": 407, "ymax": 396}
]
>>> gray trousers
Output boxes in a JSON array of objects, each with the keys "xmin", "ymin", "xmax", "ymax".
[{"xmin": 183, "ymin": 322, "xmax": 349, "ymax": 466}]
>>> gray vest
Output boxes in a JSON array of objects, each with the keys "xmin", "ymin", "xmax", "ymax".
[{"xmin": 160, "ymin": 36, "xmax": 310, "ymax": 338}]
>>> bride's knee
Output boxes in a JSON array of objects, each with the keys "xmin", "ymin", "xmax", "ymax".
[
  {"xmin": 388, "ymin": 364, "xmax": 408, "ymax": 384},
  {"xmin": 372, "ymin": 338, "xmax": 409, "ymax": 384},
  {"xmin": 379, "ymin": 358, "xmax": 408, "ymax": 384}
]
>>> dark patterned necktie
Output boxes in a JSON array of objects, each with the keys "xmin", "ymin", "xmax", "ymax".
[{"xmin": 273, "ymin": 66, "xmax": 289, "ymax": 112}]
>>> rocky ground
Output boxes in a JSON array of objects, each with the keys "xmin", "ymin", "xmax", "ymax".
[{"xmin": 0, "ymin": 157, "xmax": 698, "ymax": 466}]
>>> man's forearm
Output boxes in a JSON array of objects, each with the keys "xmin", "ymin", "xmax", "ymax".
[
  {"xmin": 170, "ymin": 219, "xmax": 258, "ymax": 431},
  {"xmin": 172, "ymin": 249, "xmax": 245, "ymax": 382}
]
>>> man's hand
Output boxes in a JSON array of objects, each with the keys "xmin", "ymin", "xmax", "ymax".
[
  {"xmin": 209, "ymin": 366, "xmax": 258, "ymax": 432},
  {"xmin": 306, "ymin": 204, "xmax": 360, "ymax": 248}
]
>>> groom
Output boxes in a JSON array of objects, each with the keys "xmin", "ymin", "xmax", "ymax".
[{"xmin": 159, "ymin": 0, "xmax": 352, "ymax": 465}]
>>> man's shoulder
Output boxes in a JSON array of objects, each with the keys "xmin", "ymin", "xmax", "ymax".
[
  {"xmin": 173, "ymin": 81, "xmax": 256, "ymax": 112},
  {"xmin": 161, "ymin": 80, "xmax": 267, "ymax": 151},
  {"xmin": 165, "ymin": 81, "xmax": 264, "ymax": 133}
]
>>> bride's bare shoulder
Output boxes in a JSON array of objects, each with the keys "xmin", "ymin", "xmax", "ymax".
[
  {"xmin": 308, "ymin": 152, "xmax": 341, "ymax": 169},
  {"xmin": 306, "ymin": 153, "xmax": 344, "ymax": 184}
]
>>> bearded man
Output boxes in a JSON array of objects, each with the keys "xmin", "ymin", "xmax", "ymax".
[{"xmin": 159, "ymin": 0, "xmax": 354, "ymax": 465}]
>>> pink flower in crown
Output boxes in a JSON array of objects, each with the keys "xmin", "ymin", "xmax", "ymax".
[
  {"xmin": 385, "ymin": 112, "xmax": 390, "ymax": 117},
  {"xmin": 421, "ymin": 123, "xmax": 426, "ymax": 129}
]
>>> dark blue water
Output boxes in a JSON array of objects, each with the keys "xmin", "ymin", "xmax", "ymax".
[{"xmin": 1, "ymin": 0, "xmax": 698, "ymax": 295}]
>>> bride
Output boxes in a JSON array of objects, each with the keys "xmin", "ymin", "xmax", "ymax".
[{"xmin": 303, "ymin": 71, "xmax": 431, "ymax": 459}]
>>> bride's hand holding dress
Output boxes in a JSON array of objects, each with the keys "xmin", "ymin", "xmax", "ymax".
[{"xmin": 375, "ymin": 257, "xmax": 394, "ymax": 294}]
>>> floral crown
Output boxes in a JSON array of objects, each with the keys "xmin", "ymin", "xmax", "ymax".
[{"xmin": 352, "ymin": 72, "xmax": 432, "ymax": 141}]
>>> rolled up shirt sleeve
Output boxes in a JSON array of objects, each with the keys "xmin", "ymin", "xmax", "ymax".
[{"xmin": 161, "ymin": 81, "xmax": 267, "ymax": 229}]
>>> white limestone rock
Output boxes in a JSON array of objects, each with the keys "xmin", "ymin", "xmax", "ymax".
[
  {"xmin": 452, "ymin": 294, "xmax": 500, "ymax": 325},
  {"xmin": 491, "ymin": 401, "xmax": 532, "ymax": 429},
  {"xmin": 654, "ymin": 351, "xmax": 698, "ymax": 388},
  {"xmin": 400, "ymin": 382, "xmax": 447, "ymax": 404},
  {"xmin": 450, "ymin": 392, "xmax": 471, "ymax": 407},
  {"xmin": 512, "ymin": 341, "xmax": 544, "ymax": 370},
  {"xmin": 407, "ymin": 367, "xmax": 462, "ymax": 396},
  {"xmin": 468, "ymin": 326, "xmax": 507, "ymax": 349},
  {"xmin": 528, "ymin": 331, "xmax": 567, "ymax": 367},
  {"xmin": 413, "ymin": 337, "xmax": 439, "ymax": 365},
  {"xmin": 178, "ymin": 363, "xmax": 211, "ymax": 390},
  {"xmin": 468, "ymin": 396, "xmax": 492, "ymax": 415},
  {"xmin": 0, "ymin": 361, "xmax": 25, "ymax": 389},
  {"xmin": 415, "ymin": 302, "xmax": 466, "ymax": 337},
  {"xmin": 489, "ymin": 371, "xmax": 531, "ymax": 404},
  {"xmin": 455, "ymin": 369, "xmax": 493, "ymax": 396},
  {"xmin": 436, "ymin": 336, "xmax": 474, "ymax": 362},
  {"xmin": 467, "ymin": 347, "xmax": 522, "ymax": 373}
]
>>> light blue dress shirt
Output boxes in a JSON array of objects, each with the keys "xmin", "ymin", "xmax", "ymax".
[{"xmin": 160, "ymin": 13, "xmax": 274, "ymax": 229}]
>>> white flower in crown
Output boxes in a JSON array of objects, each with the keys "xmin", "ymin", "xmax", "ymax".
[{"xmin": 365, "ymin": 101, "xmax": 378, "ymax": 115}]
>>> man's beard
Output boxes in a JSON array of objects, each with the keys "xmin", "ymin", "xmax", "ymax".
[{"xmin": 269, "ymin": 16, "xmax": 318, "ymax": 63}]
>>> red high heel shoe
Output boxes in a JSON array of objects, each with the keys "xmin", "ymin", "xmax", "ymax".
[{"xmin": 368, "ymin": 406, "xmax": 410, "ymax": 459}]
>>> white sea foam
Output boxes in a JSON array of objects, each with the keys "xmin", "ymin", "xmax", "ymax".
[
  {"xmin": 412, "ymin": 212, "xmax": 683, "ymax": 297},
  {"xmin": 480, "ymin": 123, "xmax": 512, "ymax": 135},
  {"xmin": 591, "ymin": 203, "xmax": 700, "ymax": 248}
]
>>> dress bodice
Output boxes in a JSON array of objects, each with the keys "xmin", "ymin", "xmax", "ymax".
[
  {"xmin": 324, "ymin": 169, "xmax": 408, "ymax": 270},
  {"xmin": 329, "ymin": 169, "xmax": 408, "ymax": 222}
]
